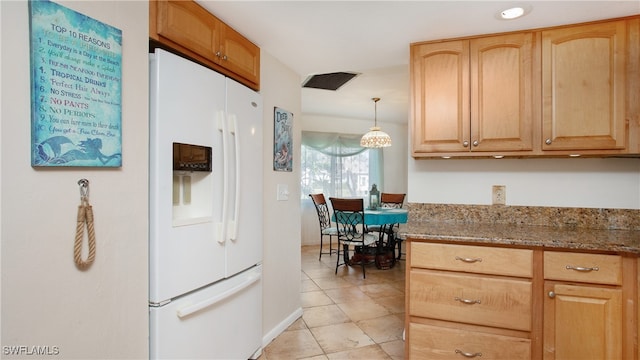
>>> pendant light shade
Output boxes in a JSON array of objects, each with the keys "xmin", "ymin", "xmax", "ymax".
[{"xmin": 360, "ymin": 97, "xmax": 392, "ymax": 148}]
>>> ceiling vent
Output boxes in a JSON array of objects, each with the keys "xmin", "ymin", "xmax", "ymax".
[{"xmin": 302, "ymin": 72, "xmax": 359, "ymax": 91}]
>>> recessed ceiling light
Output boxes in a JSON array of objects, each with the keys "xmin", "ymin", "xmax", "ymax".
[{"xmin": 499, "ymin": 6, "xmax": 527, "ymax": 20}]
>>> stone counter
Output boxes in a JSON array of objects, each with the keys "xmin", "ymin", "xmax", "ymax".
[
  {"xmin": 402, "ymin": 221, "xmax": 640, "ymax": 255},
  {"xmin": 400, "ymin": 203, "xmax": 640, "ymax": 255}
]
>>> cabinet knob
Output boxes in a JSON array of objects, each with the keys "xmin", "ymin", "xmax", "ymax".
[
  {"xmin": 545, "ymin": 139, "xmax": 552, "ymax": 145},
  {"xmin": 463, "ymin": 141, "xmax": 469, "ymax": 147},
  {"xmin": 548, "ymin": 291, "xmax": 556, "ymax": 298},
  {"xmin": 215, "ymin": 51, "xmax": 228, "ymax": 61},
  {"xmin": 472, "ymin": 140, "xmax": 479, "ymax": 147}
]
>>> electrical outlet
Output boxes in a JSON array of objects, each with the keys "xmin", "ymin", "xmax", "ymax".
[{"xmin": 492, "ymin": 185, "xmax": 506, "ymax": 205}]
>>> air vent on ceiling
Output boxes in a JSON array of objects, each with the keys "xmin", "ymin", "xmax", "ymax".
[{"xmin": 302, "ymin": 72, "xmax": 359, "ymax": 91}]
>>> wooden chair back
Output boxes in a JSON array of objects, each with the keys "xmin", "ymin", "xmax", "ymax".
[
  {"xmin": 380, "ymin": 193, "xmax": 406, "ymax": 208},
  {"xmin": 309, "ymin": 193, "xmax": 331, "ymax": 230},
  {"xmin": 329, "ymin": 197, "xmax": 366, "ymax": 242}
]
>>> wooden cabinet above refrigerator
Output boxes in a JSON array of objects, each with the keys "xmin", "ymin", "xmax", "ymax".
[{"xmin": 150, "ymin": 0, "xmax": 260, "ymax": 91}]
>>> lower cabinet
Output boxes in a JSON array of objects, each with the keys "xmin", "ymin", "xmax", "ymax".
[
  {"xmin": 543, "ymin": 251, "xmax": 625, "ymax": 360},
  {"xmin": 406, "ymin": 241, "xmax": 637, "ymax": 360},
  {"xmin": 409, "ymin": 323, "xmax": 531, "ymax": 359},
  {"xmin": 409, "ymin": 270, "xmax": 532, "ymax": 331},
  {"xmin": 407, "ymin": 242, "xmax": 534, "ymax": 359},
  {"xmin": 543, "ymin": 282, "xmax": 622, "ymax": 359}
]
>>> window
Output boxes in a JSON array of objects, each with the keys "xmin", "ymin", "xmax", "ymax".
[{"xmin": 301, "ymin": 131, "xmax": 383, "ymax": 199}]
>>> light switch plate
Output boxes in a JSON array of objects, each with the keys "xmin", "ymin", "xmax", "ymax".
[{"xmin": 277, "ymin": 184, "xmax": 289, "ymax": 201}]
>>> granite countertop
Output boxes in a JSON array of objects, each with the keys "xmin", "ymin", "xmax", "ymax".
[{"xmin": 401, "ymin": 221, "xmax": 640, "ymax": 255}]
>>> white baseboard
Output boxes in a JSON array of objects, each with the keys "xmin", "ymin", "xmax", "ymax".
[{"xmin": 261, "ymin": 307, "xmax": 304, "ymax": 348}]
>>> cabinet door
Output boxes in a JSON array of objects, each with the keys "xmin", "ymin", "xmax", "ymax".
[
  {"xmin": 411, "ymin": 40, "xmax": 470, "ymax": 153},
  {"xmin": 156, "ymin": 0, "xmax": 221, "ymax": 60},
  {"xmin": 411, "ymin": 34, "xmax": 534, "ymax": 155},
  {"xmin": 219, "ymin": 24, "xmax": 260, "ymax": 86},
  {"xmin": 470, "ymin": 33, "xmax": 533, "ymax": 152},
  {"xmin": 542, "ymin": 20, "xmax": 627, "ymax": 151},
  {"xmin": 543, "ymin": 282, "xmax": 622, "ymax": 360}
]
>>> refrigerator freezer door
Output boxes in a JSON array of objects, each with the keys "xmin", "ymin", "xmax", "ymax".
[
  {"xmin": 149, "ymin": 49, "xmax": 227, "ymax": 303},
  {"xmin": 224, "ymin": 79, "xmax": 263, "ymax": 277},
  {"xmin": 149, "ymin": 265, "xmax": 262, "ymax": 359}
]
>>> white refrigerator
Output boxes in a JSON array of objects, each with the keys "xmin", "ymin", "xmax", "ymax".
[{"xmin": 149, "ymin": 48, "xmax": 263, "ymax": 359}]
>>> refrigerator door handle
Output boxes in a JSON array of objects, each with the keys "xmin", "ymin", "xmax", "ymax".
[
  {"xmin": 176, "ymin": 272, "xmax": 261, "ymax": 318},
  {"xmin": 217, "ymin": 111, "xmax": 228, "ymax": 244},
  {"xmin": 229, "ymin": 115, "xmax": 240, "ymax": 241}
]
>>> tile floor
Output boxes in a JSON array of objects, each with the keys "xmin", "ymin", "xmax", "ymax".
[{"xmin": 259, "ymin": 245, "xmax": 406, "ymax": 360}]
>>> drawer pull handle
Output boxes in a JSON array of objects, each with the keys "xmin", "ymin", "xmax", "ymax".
[
  {"xmin": 455, "ymin": 349, "xmax": 482, "ymax": 358},
  {"xmin": 548, "ymin": 291, "xmax": 556, "ymax": 298},
  {"xmin": 566, "ymin": 265, "xmax": 599, "ymax": 272},
  {"xmin": 455, "ymin": 256, "xmax": 482, "ymax": 263},
  {"xmin": 454, "ymin": 297, "xmax": 481, "ymax": 305}
]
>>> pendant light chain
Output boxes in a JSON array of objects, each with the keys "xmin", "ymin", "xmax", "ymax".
[{"xmin": 373, "ymin": 97, "xmax": 379, "ymax": 127}]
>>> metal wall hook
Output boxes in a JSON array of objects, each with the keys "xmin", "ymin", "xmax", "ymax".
[{"xmin": 78, "ymin": 178, "xmax": 89, "ymax": 200}]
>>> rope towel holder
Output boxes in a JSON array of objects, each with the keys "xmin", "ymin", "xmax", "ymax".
[{"xmin": 74, "ymin": 178, "xmax": 96, "ymax": 269}]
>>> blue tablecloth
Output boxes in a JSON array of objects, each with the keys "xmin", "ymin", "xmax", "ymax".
[{"xmin": 363, "ymin": 208, "xmax": 408, "ymax": 226}]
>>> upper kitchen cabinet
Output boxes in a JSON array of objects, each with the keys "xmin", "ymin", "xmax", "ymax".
[
  {"xmin": 542, "ymin": 20, "xmax": 628, "ymax": 153},
  {"xmin": 411, "ymin": 33, "xmax": 534, "ymax": 157},
  {"xmin": 150, "ymin": 0, "xmax": 260, "ymax": 90},
  {"xmin": 411, "ymin": 16, "xmax": 640, "ymax": 158}
]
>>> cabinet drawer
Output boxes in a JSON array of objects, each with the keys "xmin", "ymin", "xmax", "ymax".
[
  {"xmin": 544, "ymin": 251, "xmax": 622, "ymax": 285},
  {"xmin": 409, "ymin": 322, "xmax": 531, "ymax": 359},
  {"xmin": 409, "ymin": 270, "xmax": 532, "ymax": 331},
  {"xmin": 411, "ymin": 242, "xmax": 533, "ymax": 278}
]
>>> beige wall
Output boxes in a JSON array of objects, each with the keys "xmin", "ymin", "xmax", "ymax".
[
  {"xmin": 259, "ymin": 52, "xmax": 304, "ymax": 344},
  {"xmin": 1, "ymin": 1, "xmax": 149, "ymax": 358},
  {"xmin": 408, "ymin": 158, "xmax": 640, "ymax": 209}
]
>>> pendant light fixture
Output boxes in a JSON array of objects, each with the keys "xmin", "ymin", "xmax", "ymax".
[{"xmin": 360, "ymin": 97, "xmax": 392, "ymax": 148}]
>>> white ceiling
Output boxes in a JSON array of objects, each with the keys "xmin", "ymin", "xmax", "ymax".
[{"xmin": 198, "ymin": 1, "xmax": 640, "ymax": 124}]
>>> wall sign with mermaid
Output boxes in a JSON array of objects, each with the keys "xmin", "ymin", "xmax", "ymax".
[
  {"xmin": 273, "ymin": 107, "xmax": 293, "ymax": 172},
  {"xmin": 29, "ymin": 0, "xmax": 122, "ymax": 167}
]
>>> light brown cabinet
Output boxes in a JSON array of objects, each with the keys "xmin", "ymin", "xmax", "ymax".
[
  {"xmin": 411, "ymin": 33, "xmax": 533, "ymax": 156},
  {"xmin": 543, "ymin": 283, "xmax": 622, "ymax": 359},
  {"xmin": 407, "ymin": 242, "xmax": 534, "ymax": 359},
  {"xmin": 541, "ymin": 21, "xmax": 627, "ymax": 152},
  {"xmin": 150, "ymin": 0, "xmax": 260, "ymax": 90},
  {"xmin": 410, "ymin": 16, "xmax": 640, "ymax": 158},
  {"xmin": 406, "ymin": 241, "xmax": 638, "ymax": 360},
  {"xmin": 543, "ymin": 252, "xmax": 624, "ymax": 359},
  {"xmin": 410, "ymin": 322, "xmax": 532, "ymax": 359}
]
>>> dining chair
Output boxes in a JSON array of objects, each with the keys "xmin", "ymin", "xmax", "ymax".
[
  {"xmin": 329, "ymin": 197, "xmax": 378, "ymax": 279},
  {"xmin": 309, "ymin": 193, "xmax": 338, "ymax": 260},
  {"xmin": 368, "ymin": 193, "xmax": 406, "ymax": 260}
]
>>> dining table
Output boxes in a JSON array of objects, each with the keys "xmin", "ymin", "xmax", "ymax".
[
  {"xmin": 332, "ymin": 207, "xmax": 409, "ymax": 270},
  {"xmin": 363, "ymin": 207, "xmax": 408, "ymax": 226},
  {"xmin": 331, "ymin": 207, "xmax": 408, "ymax": 228}
]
